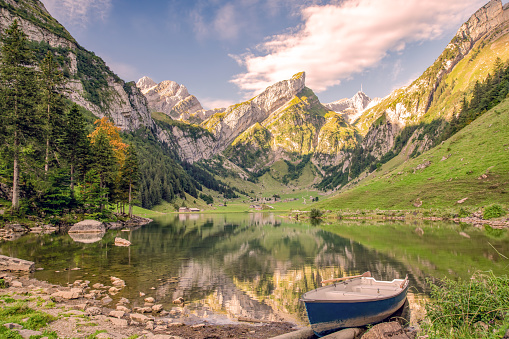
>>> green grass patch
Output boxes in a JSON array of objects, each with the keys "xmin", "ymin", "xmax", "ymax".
[{"xmin": 422, "ymin": 271, "xmax": 509, "ymax": 338}]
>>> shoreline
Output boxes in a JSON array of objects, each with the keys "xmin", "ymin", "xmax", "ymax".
[{"xmin": 0, "ymin": 272, "xmax": 297, "ymax": 339}]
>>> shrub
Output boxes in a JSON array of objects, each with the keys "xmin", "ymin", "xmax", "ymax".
[
  {"xmin": 310, "ymin": 208, "xmax": 322, "ymax": 219},
  {"xmin": 0, "ymin": 278, "xmax": 8, "ymax": 288},
  {"xmin": 483, "ymin": 204, "xmax": 506, "ymax": 219}
]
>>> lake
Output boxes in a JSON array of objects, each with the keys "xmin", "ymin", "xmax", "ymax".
[{"xmin": 1, "ymin": 213, "xmax": 508, "ymax": 326}]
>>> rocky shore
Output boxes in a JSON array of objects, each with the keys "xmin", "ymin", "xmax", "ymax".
[
  {"xmin": 0, "ymin": 272, "xmax": 296, "ymax": 339},
  {"xmin": 0, "ymin": 215, "xmax": 153, "ymax": 242}
]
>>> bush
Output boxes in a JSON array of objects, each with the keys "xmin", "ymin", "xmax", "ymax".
[
  {"xmin": 483, "ymin": 204, "xmax": 506, "ymax": 219},
  {"xmin": 310, "ymin": 208, "xmax": 322, "ymax": 219},
  {"xmin": 0, "ymin": 278, "xmax": 8, "ymax": 288}
]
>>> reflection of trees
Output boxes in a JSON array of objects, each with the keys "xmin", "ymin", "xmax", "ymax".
[{"xmin": 3, "ymin": 215, "xmax": 499, "ymax": 323}]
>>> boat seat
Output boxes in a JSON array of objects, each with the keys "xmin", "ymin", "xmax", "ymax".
[
  {"xmin": 324, "ymin": 291, "xmax": 379, "ymax": 300},
  {"xmin": 356, "ymin": 286, "xmax": 398, "ymax": 292}
]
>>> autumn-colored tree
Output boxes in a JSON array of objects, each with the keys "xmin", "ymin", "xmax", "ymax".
[{"xmin": 88, "ymin": 117, "xmax": 128, "ymax": 165}]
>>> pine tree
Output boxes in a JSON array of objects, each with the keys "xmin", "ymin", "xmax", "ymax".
[
  {"xmin": 0, "ymin": 20, "xmax": 43, "ymax": 212},
  {"xmin": 90, "ymin": 129, "xmax": 116, "ymax": 211},
  {"xmin": 62, "ymin": 103, "xmax": 90, "ymax": 194},
  {"xmin": 40, "ymin": 51, "xmax": 66, "ymax": 173},
  {"xmin": 121, "ymin": 144, "xmax": 139, "ymax": 217}
]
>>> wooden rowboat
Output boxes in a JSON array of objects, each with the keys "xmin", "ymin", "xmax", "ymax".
[{"xmin": 300, "ymin": 272, "xmax": 409, "ymax": 337}]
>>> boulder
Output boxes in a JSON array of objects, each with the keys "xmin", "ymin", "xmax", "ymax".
[
  {"xmin": 5, "ymin": 224, "xmax": 27, "ymax": 233},
  {"xmin": 51, "ymin": 288, "xmax": 82, "ymax": 300},
  {"xmin": 109, "ymin": 310, "xmax": 124, "ymax": 318},
  {"xmin": 114, "ymin": 237, "xmax": 131, "ymax": 247},
  {"xmin": 130, "ymin": 313, "xmax": 151, "ymax": 323},
  {"xmin": 152, "ymin": 304, "xmax": 163, "ymax": 313},
  {"xmin": 109, "ymin": 317, "xmax": 128, "ymax": 327},
  {"xmin": 69, "ymin": 220, "xmax": 106, "ymax": 233},
  {"xmin": 18, "ymin": 329, "xmax": 43, "ymax": 338},
  {"xmin": 361, "ymin": 322, "xmax": 411, "ymax": 339},
  {"xmin": 85, "ymin": 307, "xmax": 102, "ymax": 316},
  {"xmin": 0, "ymin": 255, "xmax": 35, "ymax": 272}
]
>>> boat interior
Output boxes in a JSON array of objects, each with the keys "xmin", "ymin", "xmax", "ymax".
[{"xmin": 304, "ymin": 277, "xmax": 406, "ymax": 301}]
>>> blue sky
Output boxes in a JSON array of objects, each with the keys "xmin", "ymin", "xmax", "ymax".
[{"xmin": 40, "ymin": 0, "xmax": 492, "ymax": 109}]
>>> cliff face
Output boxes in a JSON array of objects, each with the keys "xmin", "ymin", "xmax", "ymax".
[
  {"xmin": 0, "ymin": 0, "xmax": 152, "ymax": 131},
  {"xmin": 202, "ymin": 72, "xmax": 307, "ymax": 153}
]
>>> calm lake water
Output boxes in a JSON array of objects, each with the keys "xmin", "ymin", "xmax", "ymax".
[{"xmin": 1, "ymin": 213, "xmax": 508, "ymax": 325}]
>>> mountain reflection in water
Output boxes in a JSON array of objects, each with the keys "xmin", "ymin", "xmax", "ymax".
[{"xmin": 0, "ymin": 213, "xmax": 507, "ymax": 324}]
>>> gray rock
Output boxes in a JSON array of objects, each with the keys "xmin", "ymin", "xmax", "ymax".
[
  {"xmin": 152, "ymin": 304, "xmax": 163, "ymax": 313},
  {"xmin": 108, "ymin": 317, "xmax": 128, "ymax": 327},
  {"xmin": 0, "ymin": 255, "xmax": 35, "ymax": 272},
  {"xmin": 130, "ymin": 313, "xmax": 151, "ymax": 323},
  {"xmin": 69, "ymin": 220, "xmax": 106, "ymax": 233},
  {"xmin": 114, "ymin": 237, "xmax": 131, "ymax": 247},
  {"xmin": 18, "ymin": 329, "xmax": 43, "ymax": 338},
  {"xmin": 108, "ymin": 310, "xmax": 124, "ymax": 318},
  {"xmin": 86, "ymin": 307, "xmax": 102, "ymax": 316},
  {"xmin": 4, "ymin": 323, "xmax": 23, "ymax": 329},
  {"xmin": 5, "ymin": 224, "xmax": 27, "ymax": 232}
]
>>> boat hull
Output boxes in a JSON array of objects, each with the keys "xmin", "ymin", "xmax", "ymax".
[{"xmin": 302, "ymin": 281, "xmax": 408, "ymax": 337}]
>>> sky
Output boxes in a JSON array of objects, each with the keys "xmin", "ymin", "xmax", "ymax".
[{"xmin": 39, "ymin": 0, "xmax": 494, "ymax": 110}]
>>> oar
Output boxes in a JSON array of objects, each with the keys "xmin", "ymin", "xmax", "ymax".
[{"xmin": 321, "ymin": 271, "xmax": 371, "ymax": 286}]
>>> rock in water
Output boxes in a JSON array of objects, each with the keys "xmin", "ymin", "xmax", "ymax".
[
  {"xmin": 69, "ymin": 220, "xmax": 106, "ymax": 233},
  {"xmin": 0, "ymin": 255, "xmax": 35, "ymax": 272},
  {"xmin": 114, "ymin": 237, "xmax": 131, "ymax": 247}
]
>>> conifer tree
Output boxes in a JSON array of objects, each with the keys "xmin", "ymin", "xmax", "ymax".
[
  {"xmin": 121, "ymin": 144, "xmax": 139, "ymax": 217},
  {"xmin": 0, "ymin": 20, "xmax": 42, "ymax": 212},
  {"xmin": 40, "ymin": 51, "xmax": 66, "ymax": 173},
  {"xmin": 90, "ymin": 129, "xmax": 116, "ymax": 211},
  {"xmin": 62, "ymin": 103, "xmax": 90, "ymax": 194}
]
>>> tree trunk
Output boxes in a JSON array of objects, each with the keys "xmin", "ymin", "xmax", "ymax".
[
  {"xmin": 44, "ymin": 137, "xmax": 49, "ymax": 173},
  {"xmin": 44, "ymin": 102, "xmax": 50, "ymax": 173},
  {"xmin": 12, "ymin": 132, "xmax": 20, "ymax": 212},
  {"xmin": 70, "ymin": 164, "xmax": 74, "ymax": 193},
  {"xmin": 128, "ymin": 180, "xmax": 132, "ymax": 218}
]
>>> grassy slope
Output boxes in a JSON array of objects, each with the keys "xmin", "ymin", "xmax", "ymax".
[{"xmin": 315, "ymin": 98, "xmax": 509, "ymax": 210}]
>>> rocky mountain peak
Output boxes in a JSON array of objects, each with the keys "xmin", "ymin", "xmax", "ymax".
[
  {"xmin": 137, "ymin": 77, "xmax": 203, "ymax": 120},
  {"xmin": 325, "ymin": 91, "xmax": 372, "ymax": 124},
  {"xmin": 201, "ymin": 72, "xmax": 307, "ymax": 151},
  {"xmin": 136, "ymin": 76, "xmax": 157, "ymax": 93}
]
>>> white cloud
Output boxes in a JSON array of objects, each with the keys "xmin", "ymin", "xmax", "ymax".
[
  {"xmin": 231, "ymin": 0, "xmax": 485, "ymax": 97},
  {"xmin": 201, "ymin": 98, "xmax": 236, "ymax": 110},
  {"xmin": 41, "ymin": 0, "xmax": 112, "ymax": 28},
  {"xmin": 214, "ymin": 4, "xmax": 241, "ymax": 40}
]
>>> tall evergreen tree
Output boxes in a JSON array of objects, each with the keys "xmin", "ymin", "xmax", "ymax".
[
  {"xmin": 40, "ymin": 51, "xmax": 66, "ymax": 173},
  {"xmin": 90, "ymin": 129, "xmax": 116, "ymax": 211},
  {"xmin": 0, "ymin": 20, "xmax": 42, "ymax": 212},
  {"xmin": 62, "ymin": 103, "xmax": 90, "ymax": 194},
  {"xmin": 121, "ymin": 144, "xmax": 139, "ymax": 217}
]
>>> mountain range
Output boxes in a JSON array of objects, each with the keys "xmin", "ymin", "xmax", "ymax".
[{"xmin": 1, "ymin": 0, "xmax": 508, "ymax": 208}]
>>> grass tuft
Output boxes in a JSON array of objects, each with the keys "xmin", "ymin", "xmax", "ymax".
[{"xmin": 422, "ymin": 271, "xmax": 509, "ymax": 338}]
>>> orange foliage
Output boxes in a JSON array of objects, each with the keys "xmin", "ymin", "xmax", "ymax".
[{"xmin": 88, "ymin": 117, "xmax": 128, "ymax": 164}]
